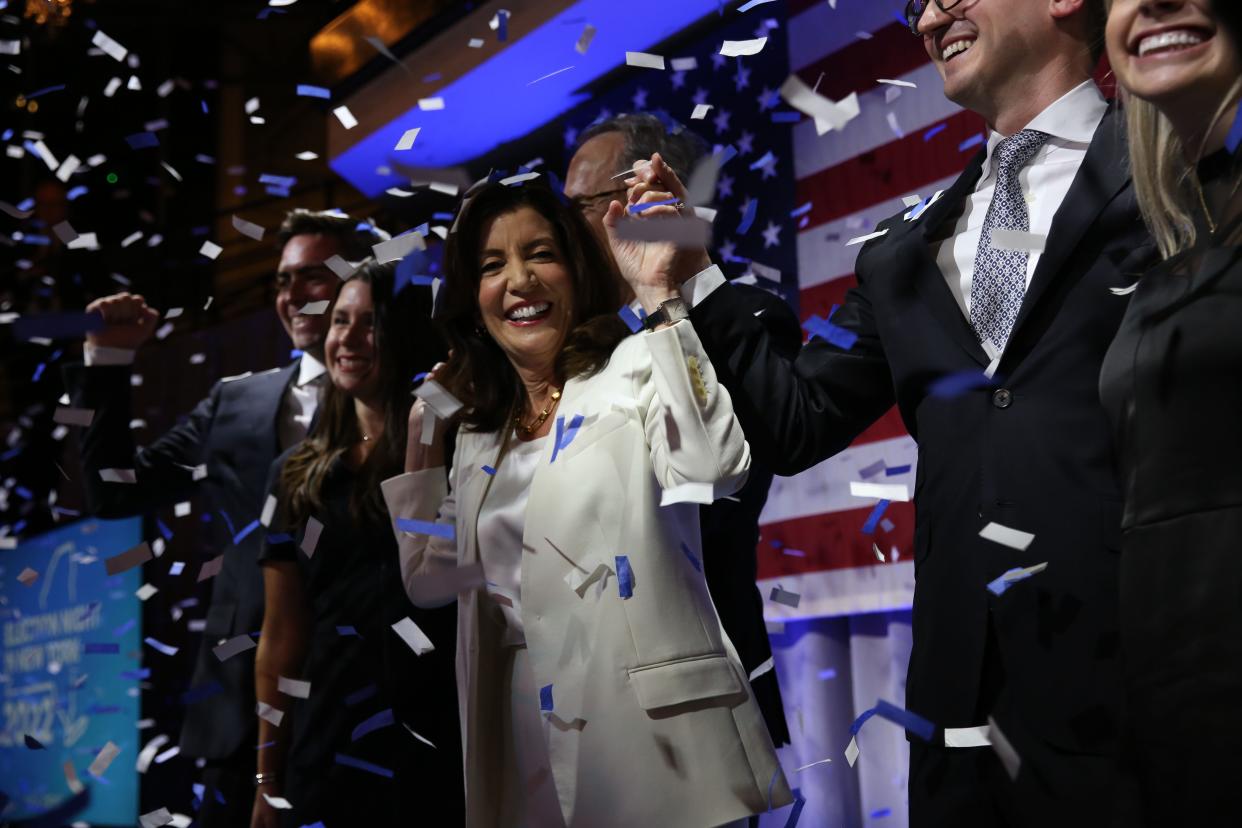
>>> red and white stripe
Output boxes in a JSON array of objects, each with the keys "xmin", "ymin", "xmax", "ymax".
[{"xmin": 757, "ymin": 0, "xmax": 986, "ymax": 619}]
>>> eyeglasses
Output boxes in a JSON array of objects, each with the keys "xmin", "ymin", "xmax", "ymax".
[
  {"xmin": 903, "ymin": 0, "xmax": 966, "ymax": 35},
  {"xmin": 569, "ymin": 187, "xmax": 627, "ymax": 216}
]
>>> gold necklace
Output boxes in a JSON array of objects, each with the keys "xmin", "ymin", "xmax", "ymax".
[
  {"xmin": 515, "ymin": 388, "xmax": 561, "ymax": 436},
  {"xmin": 1194, "ymin": 179, "xmax": 1218, "ymax": 235}
]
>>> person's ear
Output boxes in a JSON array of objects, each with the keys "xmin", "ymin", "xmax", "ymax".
[{"xmin": 1048, "ymin": 0, "xmax": 1087, "ymax": 22}]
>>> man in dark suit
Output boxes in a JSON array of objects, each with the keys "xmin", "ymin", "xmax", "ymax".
[
  {"xmin": 63, "ymin": 210, "xmax": 383, "ymax": 826},
  {"xmin": 565, "ymin": 113, "xmax": 797, "ymax": 751},
  {"xmin": 614, "ymin": 0, "xmax": 1156, "ymax": 824}
]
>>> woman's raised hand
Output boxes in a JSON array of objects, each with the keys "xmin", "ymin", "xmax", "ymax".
[{"xmin": 405, "ymin": 362, "xmax": 450, "ymax": 473}]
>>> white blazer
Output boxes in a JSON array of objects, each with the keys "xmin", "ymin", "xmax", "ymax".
[{"xmin": 381, "ymin": 321, "xmax": 792, "ymax": 827}]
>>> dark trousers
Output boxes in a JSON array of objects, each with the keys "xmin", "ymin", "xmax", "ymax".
[
  {"xmin": 195, "ymin": 746, "xmax": 256, "ymax": 828},
  {"xmin": 909, "ymin": 619, "xmax": 1119, "ymax": 828}
]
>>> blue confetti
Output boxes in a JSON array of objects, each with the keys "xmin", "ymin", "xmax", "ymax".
[
  {"xmin": 259, "ymin": 173, "xmax": 296, "ymax": 189},
  {"xmin": 336, "ymin": 625, "xmax": 359, "ymax": 637},
  {"xmin": 496, "ymin": 9, "xmax": 508, "ymax": 41},
  {"xmin": 112, "ymin": 618, "xmax": 136, "ymax": 637},
  {"xmin": 350, "ymin": 708, "xmax": 394, "ymax": 741},
  {"xmin": 481, "ymin": 465, "xmax": 496, "ymax": 476},
  {"xmin": 885, "ymin": 464, "xmax": 911, "ymax": 476},
  {"xmin": 395, "ymin": 518, "xmax": 455, "ymax": 539},
  {"xmin": 120, "ymin": 668, "xmax": 150, "ymax": 680},
  {"xmin": 218, "ymin": 509, "xmax": 237, "ymax": 539},
  {"xmin": 85, "ymin": 704, "xmax": 121, "ymax": 715},
  {"xmin": 67, "ymin": 186, "xmax": 88, "ymax": 200},
  {"xmin": 922, "ymin": 123, "xmax": 947, "ymax": 142},
  {"xmin": 737, "ymin": 198, "xmax": 759, "ymax": 234},
  {"xmin": 875, "ymin": 698, "xmax": 935, "ymax": 741},
  {"xmin": 615, "ymin": 555, "xmax": 634, "ymax": 598},
  {"xmin": 628, "ymin": 197, "xmax": 680, "ymax": 214},
  {"xmin": 256, "ymin": 741, "xmax": 275, "ymax": 749},
  {"xmin": 928, "ymin": 370, "xmax": 994, "ymax": 398},
  {"xmin": 549, "ymin": 413, "xmax": 585, "ymax": 463},
  {"xmin": 959, "ymin": 132, "xmax": 987, "ymax": 152},
  {"xmin": 789, "ymin": 202, "xmax": 813, "ymax": 218},
  {"xmin": 126, "ymin": 131, "xmax": 160, "ymax": 149},
  {"xmin": 802, "ymin": 314, "xmax": 858, "ymax": 350},
  {"xmin": 1228, "ymin": 105, "xmax": 1242, "ymax": 154},
  {"xmin": 849, "ymin": 707, "xmax": 878, "ymax": 735},
  {"xmin": 871, "ymin": 808, "xmax": 893, "ymax": 819},
  {"xmin": 334, "ymin": 753, "xmax": 394, "ymax": 778},
  {"xmin": 539, "ymin": 684, "xmax": 554, "ymax": 711},
  {"xmin": 737, "ymin": 0, "xmax": 775, "ymax": 10},
  {"xmin": 265, "ymin": 532, "xmax": 293, "ymax": 544},
  {"xmin": 85, "ymin": 642, "xmax": 119, "ymax": 654},
  {"xmin": 233, "ymin": 519, "xmax": 260, "ymax": 545},
  {"xmin": 715, "ymin": 144, "xmax": 739, "ymax": 168},
  {"xmin": 31, "ymin": 362, "xmax": 46, "ymax": 382},
  {"xmin": 618, "ymin": 304, "xmax": 643, "ymax": 333},
  {"xmin": 169, "ymin": 561, "xmax": 185, "ymax": 576},
  {"xmin": 861, "ymin": 499, "xmax": 891, "ymax": 534},
  {"xmin": 157, "ymin": 518, "xmax": 173, "ymax": 540},
  {"xmin": 784, "ymin": 790, "xmax": 808, "ymax": 827},
  {"xmin": 291, "ymin": 348, "xmax": 305, "ymax": 358},
  {"xmin": 296, "ymin": 84, "xmax": 331, "ymax": 99},
  {"xmin": 344, "ymin": 684, "xmax": 377, "ymax": 706},
  {"xmin": 27, "ymin": 84, "xmax": 65, "ymax": 99},
  {"xmin": 817, "ymin": 668, "xmax": 837, "ymax": 680},
  {"xmin": 750, "ymin": 150, "xmax": 777, "ymax": 172},
  {"xmin": 770, "ymin": 111, "xmax": 801, "ymax": 123},
  {"xmin": 680, "ymin": 542, "xmax": 702, "ymax": 572}
]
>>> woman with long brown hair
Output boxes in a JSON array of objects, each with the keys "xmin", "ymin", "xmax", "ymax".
[
  {"xmin": 1100, "ymin": 0, "xmax": 1242, "ymax": 821},
  {"xmin": 249, "ymin": 260, "xmax": 462, "ymax": 827},
  {"xmin": 383, "ymin": 176, "xmax": 789, "ymax": 827}
]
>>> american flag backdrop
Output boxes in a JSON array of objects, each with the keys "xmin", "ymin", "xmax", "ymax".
[{"xmin": 560, "ymin": 0, "xmax": 985, "ymax": 622}]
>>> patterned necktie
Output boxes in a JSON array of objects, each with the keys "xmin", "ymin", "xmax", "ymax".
[{"xmin": 969, "ymin": 129, "xmax": 1050, "ymax": 351}]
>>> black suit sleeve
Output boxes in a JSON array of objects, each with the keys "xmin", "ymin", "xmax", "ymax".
[
  {"xmin": 62, "ymin": 361, "xmax": 220, "ymax": 518},
  {"xmin": 690, "ymin": 271, "xmax": 895, "ymax": 476}
]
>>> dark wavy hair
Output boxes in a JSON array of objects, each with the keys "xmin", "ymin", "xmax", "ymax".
[
  {"xmin": 280, "ymin": 259, "xmax": 444, "ymax": 524},
  {"xmin": 438, "ymin": 177, "xmax": 629, "ymax": 433}
]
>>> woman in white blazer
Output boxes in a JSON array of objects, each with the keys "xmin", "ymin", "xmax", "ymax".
[{"xmin": 381, "ymin": 175, "xmax": 791, "ymax": 827}]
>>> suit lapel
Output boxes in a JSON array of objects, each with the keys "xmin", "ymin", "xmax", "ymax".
[
  {"xmin": 902, "ymin": 152, "xmax": 990, "ymax": 366},
  {"xmin": 255, "ymin": 362, "xmax": 299, "ymax": 454},
  {"xmin": 1006, "ymin": 105, "xmax": 1131, "ymax": 347}
]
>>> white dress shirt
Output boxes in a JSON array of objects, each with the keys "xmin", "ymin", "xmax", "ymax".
[
  {"xmin": 936, "ymin": 81, "xmax": 1107, "ymax": 318},
  {"xmin": 278, "ymin": 352, "xmax": 326, "ymax": 450},
  {"xmin": 476, "ymin": 432, "xmax": 548, "ymax": 647},
  {"xmin": 85, "ymin": 342, "xmax": 326, "ymax": 450}
]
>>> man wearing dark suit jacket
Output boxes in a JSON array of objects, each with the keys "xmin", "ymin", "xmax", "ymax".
[
  {"xmin": 565, "ymin": 113, "xmax": 797, "ymax": 752},
  {"xmin": 63, "ymin": 210, "xmax": 383, "ymax": 827},
  {"xmin": 613, "ymin": 0, "xmax": 1156, "ymax": 824}
]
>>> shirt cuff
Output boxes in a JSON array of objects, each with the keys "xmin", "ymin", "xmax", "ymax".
[
  {"xmin": 84, "ymin": 343, "xmax": 137, "ymax": 367},
  {"xmin": 680, "ymin": 264, "xmax": 726, "ymax": 309}
]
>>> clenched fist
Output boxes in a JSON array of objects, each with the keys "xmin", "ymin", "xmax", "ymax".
[{"xmin": 84, "ymin": 292, "xmax": 161, "ymax": 351}]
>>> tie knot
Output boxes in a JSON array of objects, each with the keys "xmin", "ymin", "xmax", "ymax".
[{"xmin": 993, "ymin": 129, "xmax": 1049, "ymax": 177}]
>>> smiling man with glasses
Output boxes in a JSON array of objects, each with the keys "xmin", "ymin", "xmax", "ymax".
[{"xmin": 619, "ymin": 0, "xmax": 1159, "ymax": 824}]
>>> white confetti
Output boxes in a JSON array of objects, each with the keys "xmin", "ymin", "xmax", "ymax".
[
  {"xmin": 17, "ymin": 567, "xmax": 38, "ymax": 586},
  {"xmin": 256, "ymin": 701, "xmax": 284, "ymax": 727},
  {"xmin": 88, "ymin": 740, "xmax": 121, "ymax": 776},
  {"xmin": 199, "ymin": 240, "xmax": 223, "ymax": 260},
  {"xmin": 418, "ymin": 97, "xmax": 445, "ymax": 111},
  {"xmin": 301, "ymin": 516, "xmax": 323, "ymax": 558},
  {"xmin": 659, "ymin": 481, "xmax": 716, "ymax": 506},
  {"xmin": 747, "ymin": 656, "xmax": 774, "ymax": 682},
  {"xmin": 391, "ymin": 616, "xmax": 435, "ymax": 655},
  {"xmin": 780, "ymin": 74, "xmax": 860, "ymax": 134},
  {"xmin": 990, "ymin": 228, "xmax": 1047, "ymax": 253},
  {"xmin": 136, "ymin": 734, "xmax": 170, "ymax": 774},
  {"xmin": 769, "ymin": 585, "xmax": 802, "ymax": 608},
  {"xmin": 691, "ymin": 103, "xmax": 713, "ymax": 120},
  {"xmin": 332, "ymin": 105, "xmax": 358, "ymax": 129},
  {"xmin": 625, "ymin": 51, "xmax": 665, "ymax": 70},
  {"xmin": 877, "ymin": 78, "xmax": 918, "ymax": 88},
  {"xmin": 575, "ymin": 23, "xmax": 596, "ymax": 55},
  {"xmin": 136, "ymin": 583, "xmax": 158, "ymax": 601},
  {"xmin": 394, "ymin": 127, "xmax": 421, "ymax": 151},
  {"xmin": 297, "ymin": 300, "xmax": 330, "ymax": 315},
  {"xmin": 100, "ymin": 468, "xmax": 137, "ymax": 484},
  {"xmin": 944, "ymin": 725, "xmax": 992, "ymax": 748},
  {"xmin": 231, "ymin": 215, "xmax": 265, "ymax": 241},
  {"xmin": 262, "ymin": 794, "xmax": 293, "ymax": 810},
  {"xmin": 213, "ymin": 634, "xmax": 256, "ymax": 662},
  {"xmin": 987, "ymin": 715, "xmax": 1021, "ymax": 779},
  {"xmin": 278, "ymin": 676, "xmax": 311, "ymax": 698},
  {"xmin": 720, "ymin": 37, "xmax": 767, "ymax": 57},
  {"xmin": 415, "ymin": 379, "xmax": 463, "ymax": 419},
  {"xmin": 139, "ymin": 807, "xmax": 174, "ymax": 828},
  {"xmin": 324, "ymin": 254, "xmax": 360, "ymax": 280},
  {"xmin": 54, "ymin": 406, "xmax": 94, "ymax": 427},
  {"xmin": 372, "ymin": 231, "xmax": 425, "ymax": 264},
  {"xmin": 92, "ymin": 30, "xmax": 128, "ymax": 62},
  {"xmin": 846, "ymin": 229, "xmax": 888, "ymax": 246},
  {"xmin": 1110, "ymin": 283, "xmax": 1138, "ymax": 296},
  {"xmin": 844, "ymin": 735, "xmax": 860, "ymax": 767},
  {"xmin": 260, "ymin": 494, "xmax": 278, "ymax": 527},
  {"xmin": 848, "ymin": 481, "xmax": 911, "ymax": 502},
  {"xmin": 670, "ymin": 57, "xmax": 698, "ymax": 71},
  {"xmin": 979, "ymin": 521, "xmax": 1035, "ymax": 551}
]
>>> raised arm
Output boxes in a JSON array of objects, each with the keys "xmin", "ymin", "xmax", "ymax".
[
  {"xmin": 639, "ymin": 322, "xmax": 750, "ymax": 496},
  {"xmin": 62, "ymin": 292, "xmax": 216, "ymax": 516},
  {"xmin": 611, "ymin": 154, "xmax": 894, "ymax": 476},
  {"xmin": 379, "ymin": 397, "xmax": 460, "ymax": 607}
]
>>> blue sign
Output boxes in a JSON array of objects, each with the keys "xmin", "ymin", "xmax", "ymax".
[{"xmin": 0, "ymin": 517, "xmax": 142, "ymax": 823}]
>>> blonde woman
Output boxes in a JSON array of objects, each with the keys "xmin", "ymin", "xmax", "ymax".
[{"xmin": 1099, "ymin": 0, "xmax": 1241, "ymax": 822}]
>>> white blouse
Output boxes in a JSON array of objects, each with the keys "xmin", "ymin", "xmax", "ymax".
[{"xmin": 476, "ymin": 432, "xmax": 547, "ymax": 646}]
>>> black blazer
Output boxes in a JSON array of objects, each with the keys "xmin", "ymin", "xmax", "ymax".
[
  {"xmin": 700, "ymin": 282, "xmax": 801, "ymax": 748},
  {"xmin": 691, "ymin": 106, "xmax": 1155, "ymax": 754},
  {"xmin": 64, "ymin": 359, "xmax": 300, "ymax": 760}
]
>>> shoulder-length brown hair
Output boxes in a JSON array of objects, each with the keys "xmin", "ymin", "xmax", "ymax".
[
  {"xmin": 280, "ymin": 259, "xmax": 444, "ymax": 525},
  {"xmin": 437, "ymin": 176, "xmax": 629, "ymax": 433}
]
